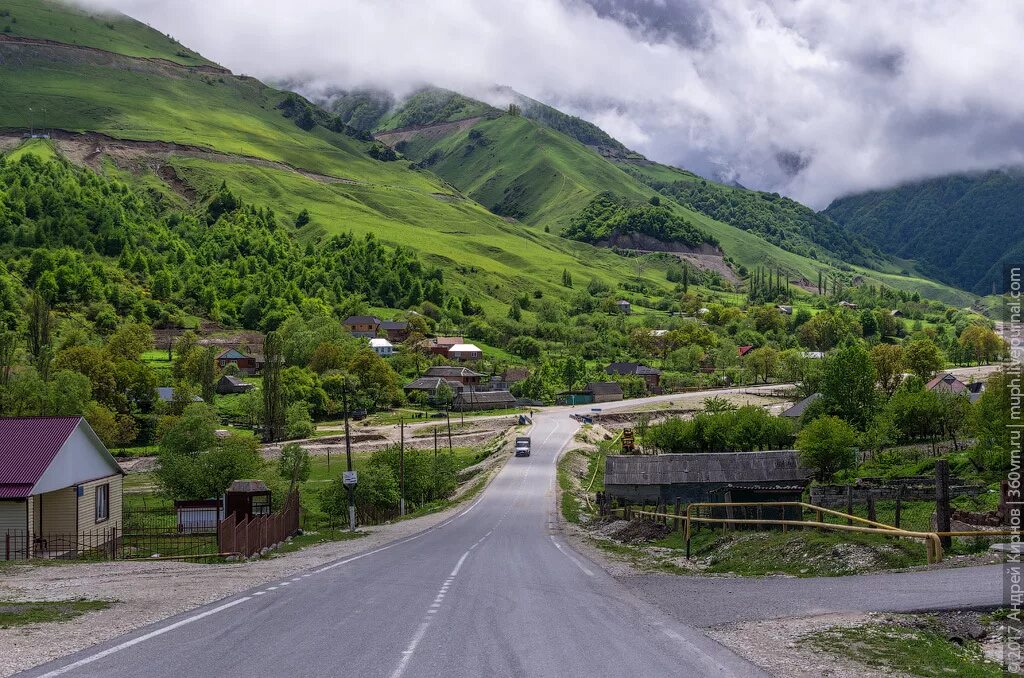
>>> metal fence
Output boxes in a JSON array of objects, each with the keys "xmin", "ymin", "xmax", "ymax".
[{"xmin": 4, "ymin": 495, "xmax": 300, "ymax": 562}]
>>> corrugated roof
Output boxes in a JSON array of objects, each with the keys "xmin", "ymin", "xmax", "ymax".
[
  {"xmin": 344, "ymin": 315, "xmax": 382, "ymax": 325},
  {"xmin": 0, "ymin": 417, "xmax": 81, "ymax": 496},
  {"xmin": 380, "ymin": 320, "xmax": 410, "ymax": 330},
  {"xmin": 425, "ymin": 366, "xmax": 483, "ymax": 378},
  {"xmin": 604, "ymin": 450, "xmax": 810, "ymax": 486},
  {"xmin": 606, "ymin": 362, "xmax": 661, "ymax": 376}
]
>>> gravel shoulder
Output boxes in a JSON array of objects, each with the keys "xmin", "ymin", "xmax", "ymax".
[{"xmin": 0, "ymin": 453, "xmax": 510, "ymax": 678}]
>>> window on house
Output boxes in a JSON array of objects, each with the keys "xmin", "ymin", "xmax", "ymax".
[{"xmin": 95, "ymin": 484, "xmax": 110, "ymax": 523}]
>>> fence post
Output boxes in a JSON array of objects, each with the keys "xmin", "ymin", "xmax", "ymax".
[
  {"xmin": 867, "ymin": 493, "xmax": 877, "ymax": 523},
  {"xmin": 894, "ymin": 485, "xmax": 903, "ymax": 529},
  {"xmin": 673, "ymin": 498, "xmax": 681, "ymax": 531},
  {"xmin": 846, "ymin": 485, "xmax": 854, "ymax": 526},
  {"xmin": 936, "ymin": 460, "xmax": 952, "ymax": 549},
  {"xmin": 4, "ymin": 533, "xmax": 8, "ymax": 561}
]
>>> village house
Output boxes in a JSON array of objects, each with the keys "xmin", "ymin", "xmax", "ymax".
[
  {"xmin": 380, "ymin": 320, "xmax": 411, "ymax": 343},
  {"xmin": 369, "ymin": 338, "xmax": 394, "ymax": 357},
  {"xmin": 403, "ymin": 376, "xmax": 460, "ymax": 400},
  {"xmin": 603, "ymin": 450, "xmax": 811, "ymax": 521},
  {"xmin": 215, "ymin": 348, "xmax": 262, "ymax": 376},
  {"xmin": 891, "ymin": 309, "xmax": 905, "ymax": 318},
  {"xmin": 447, "ymin": 343, "xmax": 483, "ymax": 361},
  {"xmin": 502, "ymin": 367, "xmax": 530, "ymax": 385},
  {"xmin": 0, "ymin": 417, "xmax": 125, "ymax": 559},
  {"xmin": 452, "ymin": 390, "xmax": 517, "ymax": 412},
  {"xmin": 424, "ymin": 366, "xmax": 485, "ymax": 388},
  {"xmin": 615, "ymin": 300, "xmax": 632, "ymax": 314},
  {"xmin": 216, "ymin": 374, "xmax": 254, "ymax": 395},
  {"xmin": 776, "ymin": 305, "xmax": 793, "ymax": 315},
  {"xmin": 428, "ymin": 336, "xmax": 464, "ymax": 356},
  {"xmin": 838, "ymin": 301, "xmax": 859, "ymax": 310},
  {"xmin": 343, "ymin": 315, "xmax": 382, "ymax": 338},
  {"xmin": 737, "ymin": 345, "xmax": 755, "ymax": 357},
  {"xmin": 605, "ymin": 362, "xmax": 662, "ymax": 393},
  {"xmin": 926, "ymin": 373, "xmax": 985, "ymax": 402}
]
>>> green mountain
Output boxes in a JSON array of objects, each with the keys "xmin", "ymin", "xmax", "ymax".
[
  {"xmin": 0, "ymin": 0, "xmax": 977, "ymax": 320},
  {"xmin": 825, "ymin": 169, "xmax": 1024, "ymax": 295}
]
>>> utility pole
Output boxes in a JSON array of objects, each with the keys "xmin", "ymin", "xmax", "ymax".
[
  {"xmin": 446, "ymin": 412, "xmax": 453, "ymax": 453},
  {"xmin": 399, "ymin": 418, "xmax": 406, "ymax": 516},
  {"xmin": 342, "ymin": 385, "xmax": 356, "ymax": 531}
]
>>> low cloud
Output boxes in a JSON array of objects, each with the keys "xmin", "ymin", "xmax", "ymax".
[{"xmin": 77, "ymin": 0, "xmax": 1024, "ymax": 207}]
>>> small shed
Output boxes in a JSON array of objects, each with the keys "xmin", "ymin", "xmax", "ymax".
[
  {"xmin": 585, "ymin": 382, "xmax": 623, "ymax": 403},
  {"xmin": 224, "ymin": 480, "xmax": 272, "ymax": 522},
  {"xmin": 615, "ymin": 299, "xmax": 632, "ymax": 314},
  {"xmin": 215, "ymin": 348, "xmax": 260, "ymax": 376},
  {"xmin": 216, "ymin": 375, "xmax": 254, "ymax": 395}
]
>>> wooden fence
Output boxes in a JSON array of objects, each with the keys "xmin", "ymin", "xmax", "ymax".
[{"xmin": 218, "ymin": 492, "xmax": 300, "ymax": 558}]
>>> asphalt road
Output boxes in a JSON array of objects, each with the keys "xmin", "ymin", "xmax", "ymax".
[{"xmin": 21, "ymin": 407, "xmax": 766, "ymax": 678}]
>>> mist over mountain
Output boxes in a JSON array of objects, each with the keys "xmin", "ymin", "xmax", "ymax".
[{"xmin": 75, "ymin": 0, "xmax": 1024, "ymax": 208}]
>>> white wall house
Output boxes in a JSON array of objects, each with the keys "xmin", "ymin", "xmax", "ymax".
[
  {"xmin": 0, "ymin": 417, "xmax": 124, "ymax": 559},
  {"xmin": 369, "ymin": 338, "xmax": 394, "ymax": 357}
]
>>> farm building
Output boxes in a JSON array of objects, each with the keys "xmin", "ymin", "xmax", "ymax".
[
  {"xmin": 452, "ymin": 390, "xmax": 516, "ymax": 412},
  {"xmin": 404, "ymin": 376, "xmax": 459, "ymax": 399},
  {"xmin": 604, "ymin": 450, "xmax": 811, "ymax": 521},
  {"xmin": 369, "ymin": 338, "xmax": 394, "ymax": 356},
  {"xmin": 615, "ymin": 300, "xmax": 632, "ymax": 314},
  {"xmin": 216, "ymin": 375, "xmax": 254, "ymax": 395},
  {"xmin": 447, "ymin": 343, "xmax": 483, "ymax": 361},
  {"xmin": 558, "ymin": 382, "xmax": 624, "ymax": 405},
  {"xmin": 0, "ymin": 417, "xmax": 125, "ymax": 559}
]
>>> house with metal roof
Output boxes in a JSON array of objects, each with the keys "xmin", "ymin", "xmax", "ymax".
[
  {"xmin": 424, "ymin": 366, "xmax": 485, "ymax": 386},
  {"xmin": 604, "ymin": 450, "xmax": 811, "ymax": 520},
  {"xmin": 0, "ymin": 417, "xmax": 125, "ymax": 559},
  {"xmin": 369, "ymin": 338, "xmax": 394, "ymax": 357},
  {"xmin": 216, "ymin": 375, "xmax": 254, "ymax": 395},
  {"xmin": 781, "ymin": 392, "xmax": 822, "ymax": 418},
  {"xmin": 447, "ymin": 343, "xmax": 483, "ymax": 361},
  {"xmin": 343, "ymin": 315, "xmax": 382, "ymax": 338},
  {"xmin": 215, "ymin": 348, "xmax": 262, "ymax": 376}
]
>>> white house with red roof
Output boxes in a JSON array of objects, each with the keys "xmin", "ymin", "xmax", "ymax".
[{"xmin": 0, "ymin": 416, "xmax": 124, "ymax": 559}]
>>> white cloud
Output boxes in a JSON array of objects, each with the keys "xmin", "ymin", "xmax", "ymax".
[{"xmin": 76, "ymin": 0, "xmax": 1024, "ymax": 207}]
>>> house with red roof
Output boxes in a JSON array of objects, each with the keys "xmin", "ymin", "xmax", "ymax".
[{"xmin": 0, "ymin": 417, "xmax": 124, "ymax": 559}]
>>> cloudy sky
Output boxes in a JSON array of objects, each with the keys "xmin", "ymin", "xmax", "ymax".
[{"xmin": 79, "ymin": 0, "xmax": 1024, "ymax": 207}]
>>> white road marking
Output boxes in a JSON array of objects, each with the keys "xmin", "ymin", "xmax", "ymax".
[
  {"xmin": 35, "ymin": 598, "xmax": 252, "ymax": 677},
  {"xmin": 253, "ymin": 592, "xmax": 265, "ymax": 596},
  {"xmin": 549, "ymin": 535, "xmax": 594, "ymax": 576},
  {"xmin": 389, "ymin": 621, "xmax": 431, "ymax": 678}
]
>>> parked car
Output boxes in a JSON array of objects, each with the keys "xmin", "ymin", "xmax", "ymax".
[{"xmin": 515, "ymin": 436, "xmax": 531, "ymax": 457}]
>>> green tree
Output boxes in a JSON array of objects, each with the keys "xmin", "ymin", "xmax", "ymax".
[
  {"xmin": 263, "ymin": 331, "xmax": 285, "ymax": 442},
  {"xmin": 278, "ymin": 442, "xmax": 311, "ymax": 495},
  {"xmin": 797, "ymin": 415, "xmax": 858, "ymax": 482},
  {"xmin": 870, "ymin": 343, "xmax": 904, "ymax": 397},
  {"xmin": 820, "ymin": 343, "xmax": 876, "ymax": 428},
  {"xmin": 903, "ymin": 338, "xmax": 943, "ymax": 381}
]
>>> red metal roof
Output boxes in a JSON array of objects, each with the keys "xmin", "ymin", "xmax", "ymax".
[{"xmin": 0, "ymin": 417, "xmax": 81, "ymax": 498}]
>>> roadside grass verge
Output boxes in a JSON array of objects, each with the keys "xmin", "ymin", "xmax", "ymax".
[
  {"xmin": 0, "ymin": 600, "xmax": 112, "ymax": 629},
  {"xmin": 557, "ymin": 450, "xmax": 582, "ymax": 524},
  {"xmin": 803, "ymin": 622, "xmax": 1004, "ymax": 678}
]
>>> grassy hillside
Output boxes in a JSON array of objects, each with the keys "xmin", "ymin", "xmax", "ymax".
[
  {"xmin": 376, "ymin": 87, "xmax": 496, "ymax": 131},
  {"xmin": 825, "ymin": 169, "xmax": 1024, "ymax": 295},
  {"xmin": 0, "ymin": 0, "xmax": 213, "ymax": 66},
  {"xmin": 382, "ymin": 113, "xmax": 656, "ymax": 229},
  {"xmin": 621, "ymin": 159, "xmax": 882, "ymax": 267}
]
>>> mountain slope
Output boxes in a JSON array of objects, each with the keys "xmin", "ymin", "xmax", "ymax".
[
  {"xmin": 825, "ymin": 169, "xmax": 1024, "ymax": 295},
  {"xmin": 0, "ymin": 0, "xmax": 708, "ymax": 317}
]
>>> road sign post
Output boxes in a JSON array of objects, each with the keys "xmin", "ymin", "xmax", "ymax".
[{"xmin": 343, "ymin": 385, "xmax": 357, "ymax": 532}]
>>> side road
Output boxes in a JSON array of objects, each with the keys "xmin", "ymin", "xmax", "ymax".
[{"xmin": 618, "ymin": 565, "xmax": 1005, "ymax": 628}]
